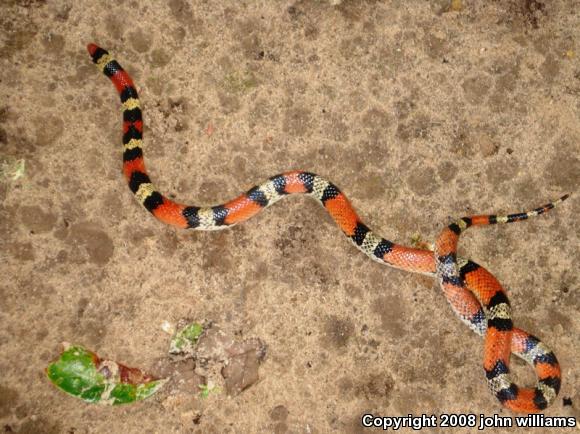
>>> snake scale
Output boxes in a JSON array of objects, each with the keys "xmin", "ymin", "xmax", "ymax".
[{"xmin": 87, "ymin": 43, "xmax": 568, "ymax": 413}]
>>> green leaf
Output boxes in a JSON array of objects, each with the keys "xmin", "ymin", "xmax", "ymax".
[
  {"xmin": 46, "ymin": 344, "xmax": 166, "ymax": 405},
  {"xmin": 169, "ymin": 322, "xmax": 204, "ymax": 355}
]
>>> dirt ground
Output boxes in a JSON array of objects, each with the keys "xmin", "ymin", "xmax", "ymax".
[{"xmin": 1, "ymin": 0, "xmax": 579, "ymax": 433}]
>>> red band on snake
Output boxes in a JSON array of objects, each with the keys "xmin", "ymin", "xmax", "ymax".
[{"xmin": 87, "ymin": 43, "xmax": 567, "ymax": 412}]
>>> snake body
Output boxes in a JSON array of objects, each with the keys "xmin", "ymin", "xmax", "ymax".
[{"xmin": 87, "ymin": 43, "xmax": 567, "ymax": 412}]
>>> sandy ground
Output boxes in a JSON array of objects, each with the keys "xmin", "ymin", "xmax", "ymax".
[{"xmin": 1, "ymin": 0, "xmax": 579, "ymax": 433}]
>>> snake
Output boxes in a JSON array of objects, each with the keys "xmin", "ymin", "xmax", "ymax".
[{"xmin": 87, "ymin": 43, "xmax": 568, "ymax": 413}]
